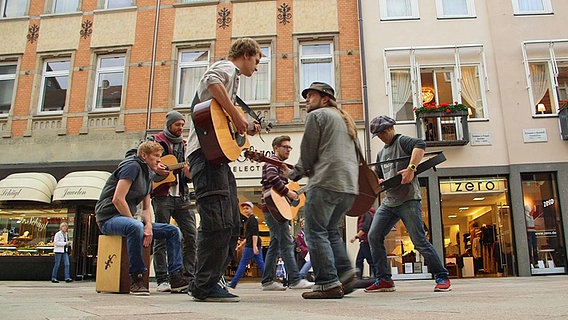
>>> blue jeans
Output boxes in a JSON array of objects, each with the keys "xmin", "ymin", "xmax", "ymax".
[
  {"xmin": 229, "ymin": 246, "xmax": 265, "ymax": 287},
  {"xmin": 152, "ymin": 196, "xmax": 197, "ymax": 283},
  {"xmin": 99, "ymin": 215, "xmax": 183, "ymax": 275},
  {"xmin": 368, "ymin": 200, "xmax": 448, "ymax": 280},
  {"xmin": 299, "ymin": 260, "xmax": 312, "ymax": 278},
  {"xmin": 51, "ymin": 252, "xmax": 70, "ymax": 280},
  {"xmin": 355, "ymin": 242, "xmax": 377, "ymax": 279},
  {"xmin": 261, "ymin": 211, "xmax": 302, "ymax": 286},
  {"xmin": 303, "ymin": 187, "xmax": 356, "ymax": 290}
]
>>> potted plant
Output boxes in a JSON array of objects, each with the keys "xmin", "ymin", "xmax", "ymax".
[{"xmin": 414, "ymin": 101, "xmax": 469, "ymax": 117}]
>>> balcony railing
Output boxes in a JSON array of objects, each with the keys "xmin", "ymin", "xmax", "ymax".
[{"xmin": 416, "ymin": 110, "xmax": 469, "ymax": 147}]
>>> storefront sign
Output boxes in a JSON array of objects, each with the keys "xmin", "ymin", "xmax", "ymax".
[
  {"xmin": 0, "ymin": 188, "xmax": 23, "ymax": 199},
  {"xmin": 470, "ymin": 133, "xmax": 492, "ymax": 146},
  {"xmin": 523, "ymin": 128, "xmax": 548, "ymax": 143},
  {"xmin": 62, "ymin": 187, "xmax": 88, "ymax": 198},
  {"xmin": 232, "ymin": 147, "xmax": 274, "ymax": 179},
  {"xmin": 440, "ymin": 178, "xmax": 507, "ymax": 194}
]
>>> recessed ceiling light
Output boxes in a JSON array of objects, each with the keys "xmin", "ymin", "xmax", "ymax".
[
  {"xmin": 459, "ymin": 207, "xmax": 469, "ymax": 210},
  {"xmin": 473, "ymin": 197, "xmax": 485, "ymax": 201},
  {"xmin": 448, "ymin": 215, "xmax": 457, "ymax": 218}
]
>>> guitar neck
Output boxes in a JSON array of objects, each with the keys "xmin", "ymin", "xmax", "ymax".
[
  {"xmin": 166, "ymin": 162, "xmax": 188, "ymax": 171},
  {"xmin": 244, "ymin": 150, "xmax": 294, "ymax": 169}
]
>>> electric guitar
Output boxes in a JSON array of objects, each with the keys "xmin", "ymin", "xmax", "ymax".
[
  {"xmin": 192, "ymin": 97, "xmax": 272, "ymax": 164},
  {"xmin": 244, "ymin": 150, "xmax": 306, "ymax": 222},
  {"xmin": 152, "ymin": 154, "xmax": 189, "ymax": 190}
]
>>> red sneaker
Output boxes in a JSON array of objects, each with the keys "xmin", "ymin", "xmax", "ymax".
[
  {"xmin": 434, "ymin": 278, "xmax": 451, "ymax": 292},
  {"xmin": 364, "ymin": 279, "xmax": 396, "ymax": 292}
]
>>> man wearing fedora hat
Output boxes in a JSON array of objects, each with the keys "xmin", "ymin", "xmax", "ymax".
[
  {"xmin": 365, "ymin": 115, "xmax": 451, "ymax": 293},
  {"xmin": 287, "ymin": 82, "xmax": 359, "ymax": 299}
]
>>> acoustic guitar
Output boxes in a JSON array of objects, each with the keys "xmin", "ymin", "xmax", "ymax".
[
  {"xmin": 192, "ymin": 97, "xmax": 272, "ymax": 165},
  {"xmin": 152, "ymin": 154, "xmax": 189, "ymax": 190},
  {"xmin": 244, "ymin": 150, "xmax": 306, "ymax": 223}
]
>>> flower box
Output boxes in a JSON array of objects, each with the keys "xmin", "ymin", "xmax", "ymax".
[{"xmin": 416, "ymin": 110, "xmax": 469, "ymax": 147}]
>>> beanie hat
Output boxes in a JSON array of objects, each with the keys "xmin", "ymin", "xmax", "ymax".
[{"xmin": 166, "ymin": 110, "xmax": 184, "ymax": 128}]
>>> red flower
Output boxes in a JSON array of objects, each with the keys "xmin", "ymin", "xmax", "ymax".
[
  {"xmin": 440, "ymin": 102, "xmax": 449, "ymax": 107},
  {"xmin": 445, "ymin": 108, "xmax": 451, "ymax": 113}
]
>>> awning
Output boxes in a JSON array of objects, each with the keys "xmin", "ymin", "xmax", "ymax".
[
  {"xmin": 0, "ymin": 173, "xmax": 58, "ymax": 203},
  {"xmin": 53, "ymin": 171, "xmax": 111, "ymax": 201}
]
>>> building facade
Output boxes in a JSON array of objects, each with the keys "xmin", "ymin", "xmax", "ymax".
[
  {"xmin": 359, "ymin": 0, "xmax": 568, "ymax": 278},
  {"xmin": 0, "ymin": 0, "xmax": 363, "ymax": 279}
]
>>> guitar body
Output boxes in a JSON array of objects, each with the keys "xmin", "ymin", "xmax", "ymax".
[
  {"xmin": 152, "ymin": 155, "xmax": 186, "ymax": 190},
  {"xmin": 193, "ymin": 99, "xmax": 250, "ymax": 164},
  {"xmin": 346, "ymin": 163, "xmax": 380, "ymax": 217},
  {"xmin": 264, "ymin": 181, "xmax": 306, "ymax": 223}
]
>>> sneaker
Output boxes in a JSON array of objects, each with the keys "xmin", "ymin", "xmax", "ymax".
[
  {"xmin": 289, "ymin": 279, "xmax": 314, "ymax": 290},
  {"xmin": 302, "ymin": 286, "xmax": 344, "ymax": 299},
  {"xmin": 130, "ymin": 274, "xmax": 150, "ymax": 296},
  {"xmin": 51, "ymin": 279, "xmax": 59, "ymax": 283},
  {"xmin": 364, "ymin": 279, "xmax": 396, "ymax": 292},
  {"xmin": 262, "ymin": 282, "xmax": 287, "ymax": 291},
  {"xmin": 193, "ymin": 284, "xmax": 240, "ymax": 302},
  {"xmin": 434, "ymin": 278, "xmax": 451, "ymax": 292},
  {"xmin": 170, "ymin": 272, "xmax": 190, "ymax": 293},
  {"xmin": 65, "ymin": 278, "xmax": 73, "ymax": 283},
  {"xmin": 156, "ymin": 282, "xmax": 171, "ymax": 292}
]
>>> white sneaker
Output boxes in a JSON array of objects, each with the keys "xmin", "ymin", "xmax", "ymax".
[
  {"xmin": 262, "ymin": 282, "xmax": 287, "ymax": 291},
  {"xmin": 156, "ymin": 282, "xmax": 171, "ymax": 292},
  {"xmin": 289, "ymin": 279, "xmax": 314, "ymax": 290}
]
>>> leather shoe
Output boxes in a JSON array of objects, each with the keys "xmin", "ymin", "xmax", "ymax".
[{"xmin": 302, "ymin": 286, "xmax": 344, "ymax": 299}]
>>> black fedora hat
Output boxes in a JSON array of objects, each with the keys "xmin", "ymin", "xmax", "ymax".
[{"xmin": 301, "ymin": 82, "xmax": 336, "ymax": 101}]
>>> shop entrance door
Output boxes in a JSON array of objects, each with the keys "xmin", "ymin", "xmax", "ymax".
[
  {"xmin": 440, "ymin": 177, "xmax": 516, "ymax": 278},
  {"xmin": 74, "ymin": 206, "xmax": 100, "ymax": 280}
]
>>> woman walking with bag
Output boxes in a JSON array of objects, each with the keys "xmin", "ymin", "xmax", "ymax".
[{"xmin": 51, "ymin": 222, "xmax": 73, "ymax": 283}]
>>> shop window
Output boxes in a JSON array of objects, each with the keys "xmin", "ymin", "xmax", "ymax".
[
  {"xmin": 176, "ymin": 49, "xmax": 209, "ymax": 107},
  {"xmin": 39, "ymin": 59, "xmax": 70, "ymax": 114},
  {"xmin": 521, "ymin": 172, "xmax": 565, "ymax": 274},
  {"xmin": 379, "ymin": 0, "xmax": 419, "ymax": 20},
  {"xmin": 0, "ymin": 208, "xmax": 72, "ymax": 256},
  {"xmin": 436, "ymin": 0, "xmax": 476, "ymax": 18},
  {"xmin": 513, "ymin": 0, "xmax": 552, "ymax": 15},
  {"xmin": 0, "ymin": 63, "xmax": 16, "ymax": 115},
  {"xmin": 440, "ymin": 177, "xmax": 516, "ymax": 278},
  {"xmin": 1, "ymin": 0, "xmax": 29, "ymax": 18},
  {"xmin": 239, "ymin": 46, "xmax": 271, "ymax": 104},
  {"xmin": 93, "ymin": 54, "xmax": 125, "ymax": 111}
]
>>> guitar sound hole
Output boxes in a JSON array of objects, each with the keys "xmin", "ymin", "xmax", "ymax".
[{"xmin": 236, "ymin": 134, "xmax": 247, "ymax": 147}]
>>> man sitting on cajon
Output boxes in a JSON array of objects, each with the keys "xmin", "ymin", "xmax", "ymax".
[{"xmin": 95, "ymin": 141, "xmax": 189, "ymax": 295}]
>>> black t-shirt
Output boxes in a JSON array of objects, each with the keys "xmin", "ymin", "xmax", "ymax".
[{"xmin": 244, "ymin": 215, "xmax": 260, "ymax": 248}]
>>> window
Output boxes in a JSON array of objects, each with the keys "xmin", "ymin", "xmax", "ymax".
[
  {"xmin": 513, "ymin": 0, "xmax": 552, "ymax": 14},
  {"xmin": 93, "ymin": 55, "xmax": 125, "ymax": 110},
  {"xmin": 436, "ymin": 0, "xmax": 475, "ymax": 18},
  {"xmin": 522, "ymin": 40, "xmax": 568, "ymax": 116},
  {"xmin": 300, "ymin": 43, "xmax": 334, "ymax": 97},
  {"xmin": 39, "ymin": 59, "xmax": 70, "ymax": 113},
  {"xmin": 0, "ymin": 63, "xmax": 16, "ymax": 115},
  {"xmin": 385, "ymin": 45, "xmax": 488, "ymax": 122},
  {"xmin": 1, "ymin": 0, "xmax": 28, "ymax": 17},
  {"xmin": 380, "ymin": 0, "xmax": 419, "ymax": 20},
  {"xmin": 104, "ymin": 0, "xmax": 132, "ymax": 9},
  {"xmin": 176, "ymin": 49, "xmax": 209, "ymax": 106},
  {"xmin": 239, "ymin": 46, "xmax": 270, "ymax": 103},
  {"xmin": 53, "ymin": 0, "xmax": 80, "ymax": 14}
]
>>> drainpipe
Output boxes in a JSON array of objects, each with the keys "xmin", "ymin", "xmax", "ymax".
[
  {"xmin": 357, "ymin": 0, "xmax": 371, "ymax": 162},
  {"xmin": 146, "ymin": 0, "xmax": 161, "ymax": 137}
]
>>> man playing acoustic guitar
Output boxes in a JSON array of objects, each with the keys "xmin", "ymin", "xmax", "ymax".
[
  {"xmin": 260, "ymin": 135, "xmax": 314, "ymax": 291},
  {"xmin": 185, "ymin": 38, "xmax": 262, "ymax": 302}
]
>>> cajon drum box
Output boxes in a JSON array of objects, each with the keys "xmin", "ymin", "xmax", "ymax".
[{"xmin": 96, "ymin": 235, "xmax": 150, "ymax": 293}]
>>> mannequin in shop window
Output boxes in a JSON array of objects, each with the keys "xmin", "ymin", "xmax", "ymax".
[{"xmin": 525, "ymin": 204, "xmax": 538, "ymax": 268}]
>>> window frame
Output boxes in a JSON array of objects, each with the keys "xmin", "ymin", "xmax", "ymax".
[
  {"xmin": 512, "ymin": 0, "xmax": 552, "ymax": 15},
  {"xmin": 379, "ymin": 0, "xmax": 420, "ymax": 21},
  {"xmin": 0, "ymin": 61, "xmax": 17, "ymax": 116},
  {"xmin": 238, "ymin": 45, "xmax": 271, "ymax": 105},
  {"xmin": 299, "ymin": 41, "xmax": 335, "ymax": 100},
  {"xmin": 92, "ymin": 54, "xmax": 126, "ymax": 112},
  {"xmin": 1, "ymin": 0, "xmax": 29, "ymax": 18},
  {"xmin": 38, "ymin": 58, "xmax": 71, "ymax": 115},
  {"xmin": 436, "ymin": 0, "xmax": 476, "ymax": 19},
  {"xmin": 175, "ymin": 48, "xmax": 210, "ymax": 107}
]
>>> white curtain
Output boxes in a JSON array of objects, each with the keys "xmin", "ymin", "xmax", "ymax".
[
  {"xmin": 179, "ymin": 66, "xmax": 206, "ymax": 105},
  {"xmin": 518, "ymin": 0, "xmax": 544, "ymax": 11},
  {"xmin": 54, "ymin": 0, "xmax": 79, "ymax": 13},
  {"xmin": 390, "ymin": 70, "xmax": 412, "ymax": 121},
  {"xmin": 529, "ymin": 63, "xmax": 549, "ymax": 110},
  {"xmin": 461, "ymin": 66, "xmax": 483, "ymax": 118},
  {"xmin": 386, "ymin": 0, "xmax": 412, "ymax": 17},
  {"xmin": 442, "ymin": 0, "xmax": 468, "ymax": 15}
]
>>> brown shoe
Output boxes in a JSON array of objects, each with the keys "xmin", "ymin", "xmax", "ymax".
[
  {"xmin": 170, "ymin": 271, "xmax": 189, "ymax": 293},
  {"xmin": 302, "ymin": 286, "xmax": 344, "ymax": 299},
  {"xmin": 130, "ymin": 274, "xmax": 149, "ymax": 296}
]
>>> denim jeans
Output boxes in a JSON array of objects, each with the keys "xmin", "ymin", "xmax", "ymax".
[
  {"xmin": 229, "ymin": 246, "xmax": 265, "ymax": 287},
  {"xmin": 99, "ymin": 215, "xmax": 183, "ymax": 275},
  {"xmin": 368, "ymin": 200, "xmax": 448, "ymax": 280},
  {"xmin": 188, "ymin": 150, "xmax": 240, "ymax": 299},
  {"xmin": 51, "ymin": 252, "xmax": 69, "ymax": 280},
  {"xmin": 303, "ymin": 187, "xmax": 356, "ymax": 290},
  {"xmin": 355, "ymin": 242, "xmax": 377, "ymax": 279},
  {"xmin": 299, "ymin": 260, "xmax": 312, "ymax": 278},
  {"xmin": 152, "ymin": 196, "xmax": 197, "ymax": 283},
  {"xmin": 261, "ymin": 211, "xmax": 302, "ymax": 286}
]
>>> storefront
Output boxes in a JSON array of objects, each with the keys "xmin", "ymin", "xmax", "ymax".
[{"xmin": 0, "ymin": 171, "xmax": 110, "ymax": 280}]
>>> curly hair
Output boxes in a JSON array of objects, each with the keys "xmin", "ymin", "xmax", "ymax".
[{"xmin": 228, "ymin": 38, "xmax": 262, "ymax": 59}]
